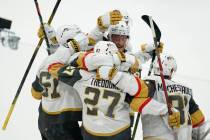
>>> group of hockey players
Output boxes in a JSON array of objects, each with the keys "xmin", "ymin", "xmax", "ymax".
[{"xmin": 31, "ymin": 10, "xmax": 208, "ymax": 140}]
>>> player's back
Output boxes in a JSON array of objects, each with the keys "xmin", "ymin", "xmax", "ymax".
[
  {"xmin": 141, "ymin": 75, "xmax": 192, "ymax": 139},
  {"xmin": 36, "ymin": 58, "xmax": 82, "ymax": 116},
  {"xmin": 60, "ymin": 68, "xmax": 131, "ymax": 136}
]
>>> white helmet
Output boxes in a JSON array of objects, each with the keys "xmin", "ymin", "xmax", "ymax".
[
  {"xmin": 153, "ymin": 55, "xmax": 177, "ymax": 77},
  {"xmin": 108, "ymin": 21, "xmax": 130, "ymax": 37},
  {"xmin": 94, "ymin": 41, "xmax": 118, "ymax": 55},
  {"xmin": 56, "ymin": 24, "xmax": 81, "ymax": 44}
]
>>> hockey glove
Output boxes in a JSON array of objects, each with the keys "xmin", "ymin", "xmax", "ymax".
[
  {"xmin": 141, "ymin": 42, "xmax": 164, "ymax": 54},
  {"xmin": 96, "ymin": 66, "xmax": 118, "ymax": 80},
  {"xmin": 156, "ymin": 42, "xmax": 164, "ymax": 54},
  {"xmin": 168, "ymin": 108, "xmax": 181, "ymax": 128},
  {"xmin": 113, "ymin": 52, "xmax": 141, "ymax": 73},
  {"xmin": 37, "ymin": 23, "xmax": 48, "ymax": 39},
  {"xmin": 37, "ymin": 23, "xmax": 58, "ymax": 45},
  {"xmin": 67, "ymin": 32, "xmax": 93, "ymax": 52},
  {"xmin": 97, "ymin": 10, "xmax": 123, "ymax": 31}
]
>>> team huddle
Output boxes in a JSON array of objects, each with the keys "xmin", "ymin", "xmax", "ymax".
[{"xmin": 31, "ymin": 10, "xmax": 208, "ymax": 140}]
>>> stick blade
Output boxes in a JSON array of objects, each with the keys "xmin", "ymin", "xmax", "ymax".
[{"xmin": 141, "ymin": 15, "xmax": 161, "ymax": 42}]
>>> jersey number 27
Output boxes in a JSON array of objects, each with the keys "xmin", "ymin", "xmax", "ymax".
[{"xmin": 84, "ymin": 87, "xmax": 121, "ymax": 118}]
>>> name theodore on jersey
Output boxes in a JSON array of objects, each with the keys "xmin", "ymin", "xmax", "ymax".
[
  {"xmin": 91, "ymin": 78, "xmax": 119, "ymax": 90},
  {"xmin": 157, "ymin": 83, "xmax": 192, "ymax": 95}
]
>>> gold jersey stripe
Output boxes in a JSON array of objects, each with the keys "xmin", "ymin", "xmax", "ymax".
[
  {"xmin": 191, "ymin": 109, "xmax": 205, "ymax": 127},
  {"xmin": 144, "ymin": 136, "xmax": 164, "ymax": 140},
  {"xmin": 130, "ymin": 98, "xmax": 150, "ymax": 112},
  {"xmin": 116, "ymin": 52, "xmax": 126, "ymax": 62},
  {"xmin": 68, "ymin": 39, "xmax": 80, "ymax": 52},
  {"xmin": 88, "ymin": 37, "xmax": 96, "ymax": 46},
  {"xmin": 31, "ymin": 87, "xmax": 42, "ymax": 100},
  {"xmin": 83, "ymin": 124, "xmax": 130, "ymax": 136},
  {"xmin": 42, "ymin": 107, "xmax": 82, "ymax": 115}
]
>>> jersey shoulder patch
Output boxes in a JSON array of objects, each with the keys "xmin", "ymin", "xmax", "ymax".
[{"xmin": 58, "ymin": 65, "xmax": 82, "ymax": 86}]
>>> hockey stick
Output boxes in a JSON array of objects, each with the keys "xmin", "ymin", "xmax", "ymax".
[
  {"xmin": 34, "ymin": 0, "xmax": 51, "ymax": 55},
  {"xmin": 2, "ymin": 0, "xmax": 61, "ymax": 130},
  {"xmin": 131, "ymin": 15, "xmax": 162, "ymax": 140},
  {"xmin": 148, "ymin": 16, "xmax": 178, "ymax": 140},
  {"xmin": 147, "ymin": 15, "xmax": 173, "ymax": 117},
  {"xmin": 131, "ymin": 113, "xmax": 141, "ymax": 140},
  {"xmin": 142, "ymin": 15, "xmax": 161, "ymax": 75}
]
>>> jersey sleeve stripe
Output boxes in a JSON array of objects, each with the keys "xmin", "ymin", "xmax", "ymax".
[
  {"xmin": 130, "ymin": 97, "xmax": 152, "ymax": 113},
  {"xmin": 31, "ymin": 87, "xmax": 42, "ymax": 100},
  {"xmin": 191, "ymin": 109, "xmax": 205, "ymax": 128},
  {"xmin": 48, "ymin": 62, "xmax": 65, "ymax": 79},
  {"xmin": 138, "ymin": 98, "xmax": 152, "ymax": 112},
  {"xmin": 134, "ymin": 77, "xmax": 142, "ymax": 97},
  {"xmin": 82, "ymin": 51, "xmax": 93, "ymax": 70},
  {"xmin": 48, "ymin": 62, "xmax": 64, "ymax": 72}
]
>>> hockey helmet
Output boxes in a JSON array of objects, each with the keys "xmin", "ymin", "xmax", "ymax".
[
  {"xmin": 108, "ymin": 21, "xmax": 130, "ymax": 37},
  {"xmin": 56, "ymin": 24, "xmax": 81, "ymax": 44},
  {"xmin": 153, "ymin": 55, "xmax": 177, "ymax": 78},
  {"xmin": 42, "ymin": 24, "xmax": 58, "ymax": 45},
  {"xmin": 94, "ymin": 41, "xmax": 118, "ymax": 55}
]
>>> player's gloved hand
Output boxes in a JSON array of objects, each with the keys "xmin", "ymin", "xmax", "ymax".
[
  {"xmin": 168, "ymin": 108, "xmax": 181, "ymax": 128},
  {"xmin": 67, "ymin": 32, "xmax": 93, "ymax": 52},
  {"xmin": 113, "ymin": 52, "xmax": 141, "ymax": 73},
  {"xmin": 109, "ymin": 10, "xmax": 123, "ymax": 25},
  {"xmin": 96, "ymin": 66, "xmax": 118, "ymax": 80},
  {"xmin": 127, "ymin": 55, "xmax": 141, "ymax": 74},
  {"xmin": 97, "ymin": 10, "xmax": 123, "ymax": 31},
  {"xmin": 156, "ymin": 42, "xmax": 164, "ymax": 54},
  {"xmin": 141, "ymin": 42, "xmax": 164, "ymax": 54},
  {"xmin": 37, "ymin": 23, "xmax": 48, "ymax": 39}
]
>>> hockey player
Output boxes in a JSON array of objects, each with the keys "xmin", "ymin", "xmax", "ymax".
[
  {"xmin": 140, "ymin": 55, "xmax": 205, "ymax": 140},
  {"xmin": 70, "ymin": 22, "xmax": 140, "ymax": 74},
  {"xmin": 89, "ymin": 9, "xmax": 135, "ymax": 51},
  {"xmin": 31, "ymin": 24, "xmax": 85, "ymax": 140},
  {"xmin": 42, "ymin": 23, "xmax": 94, "ymax": 77},
  {"xmin": 34, "ymin": 11, "xmax": 161, "ymax": 140},
  {"xmin": 88, "ymin": 9, "xmax": 160, "ymax": 55},
  {"xmin": 89, "ymin": 10, "xmax": 163, "ymax": 69},
  {"xmin": 45, "ymin": 11, "xmax": 152, "ymax": 75},
  {"xmin": 46, "ymin": 41, "xmax": 180, "ymax": 140},
  {"xmin": 71, "ymin": 20, "xmax": 164, "ymax": 80},
  {"xmin": 70, "ymin": 20, "xmax": 163, "ymax": 134}
]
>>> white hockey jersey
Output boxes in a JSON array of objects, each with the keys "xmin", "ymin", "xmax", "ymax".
[
  {"xmin": 141, "ymin": 75, "xmax": 204, "ymax": 140},
  {"xmin": 31, "ymin": 45, "xmax": 82, "ymax": 115},
  {"xmin": 56, "ymin": 65, "xmax": 152, "ymax": 136}
]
